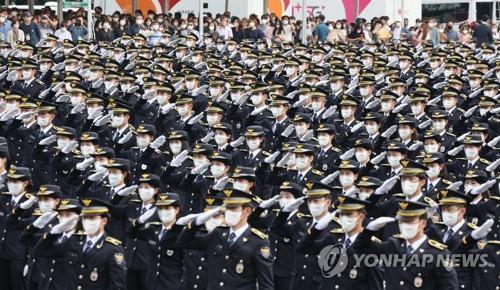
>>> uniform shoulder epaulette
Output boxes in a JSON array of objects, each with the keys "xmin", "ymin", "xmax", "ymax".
[
  {"xmin": 332, "ymin": 147, "xmax": 341, "ymax": 152},
  {"xmin": 25, "ymin": 193, "xmax": 33, "ymax": 199},
  {"xmin": 442, "ymin": 179, "xmax": 452, "ymax": 185},
  {"xmin": 130, "ymin": 199, "xmax": 142, "ymax": 203},
  {"xmin": 154, "ymin": 148, "xmax": 162, "ymax": 154},
  {"xmin": 457, "ymin": 107, "xmax": 465, "ymax": 113},
  {"xmin": 131, "ymin": 146, "xmax": 139, "ymax": 149},
  {"xmin": 74, "ymin": 230, "xmax": 86, "ymax": 235},
  {"xmin": 105, "ymin": 236, "xmax": 122, "ymax": 246},
  {"xmin": 296, "ymin": 212, "xmax": 312, "ymax": 219},
  {"xmin": 392, "ymin": 234, "xmax": 404, "ymax": 239},
  {"xmin": 467, "ymin": 222, "xmax": 478, "ymax": 229},
  {"xmin": 393, "ymin": 193, "xmax": 404, "ymax": 197},
  {"xmin": 488, "ymin": 196, "xmax": 500, "ymax": 201},
  {"xmin": 486, "ymin": 240, "xmax": 500, "ymax": 245},
  {"xmin": 146, "ymin": 221, "xmax": 163, "ymax": 226},
  {"xmin": 445, "ymin": 132, "xmax": 456, "ymax": 137},
  {"xmin": 36, "ymin": 80, "xmax": 44, "ymax": 85},
  {"xmin": 32, "ymin": 208, "xmax": 42, "ymax": 216},
  {"xmin": 428, "ymin": 239, "xmax": 447, "ymax": 250},
  {"xmin": 332, "ymin": 216, "xmax": 341, "ymax": 225},
  {"xmin": 312, "ymin": 169, "xmax": 324, "ymax": 176},
  {"xmin": 371, "ymin": 236, "xmax": 382, "ymax": 243},
  {"xmin": 480, "ymin": 158, "xmax": 491, "ymax": 165},
  {"xmin": 271, "ymin": 208, "xmax": 280, "ymax": 212},
  {"xmin": 424, "ymin": 196, "xmax": 438, "ymax": 206},
  {"xmin": 251, "ymin": 228, "xmax": 268, "ymax": 240},
  {"xmin": 457, "ymin": 157, "xmax": 467, "ymax": 160},
  {"xmin": 330, "ymin": 228, "xmax": 344, "ymax": 234}
]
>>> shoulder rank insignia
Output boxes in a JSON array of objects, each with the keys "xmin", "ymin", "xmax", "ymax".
[
  {"xmin": 105, "ymin": 236, "xmax": 122, "ymax": 246},
  {"xmin": 467, "ymin": 223, "xmax": 478, "ymax": 230},
  {"xmin": 251, "ymin": 228, "xmax": 268, "ymax": 240},
  {"xmin": 393, "ymin": 234, "xmax": 404, "ymax": 239},
  {"xmin": 312, "ymin": 169, "xmax": 324, "ymax": 176},
  {"xmin": 487, "ymin": 240, "xmax": 500, "ymax": 245},
  {"xmin": 371, "ymin": 236, "xmax": 382, "ymax": 243},
  {"xmin": 480, "ymin": 158, "xmax": 491, "ymax": 164},
  {"xmin": 330, "ymin": 228, "xmax": 344, "ymax": 234},
  {"xmin": 428, "ymin": 239, "xmax": 447, "ymax": 250}
]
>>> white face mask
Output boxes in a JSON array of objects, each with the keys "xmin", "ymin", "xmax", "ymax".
[
  {"xmin": 214, "ymin": 134, "xmax": 227, "ymax": 146},
  {"xmin": 359, "ymin": 87, "xmax": 370, "ymax": 97},
  {"xmin": 464, "ymin": 147, "xmax": 478, "ymax": 159},
  {"xmin": 80, "ymin": 145, "xmax": 95, "ymax": 157},
  {"xmin": 285, "ymin": 67, "xmax": 296, "ymax": 76},
  {"xmin": 398, "ymin": 222, "xmax": 419, "ymax": 240},
  {"xmin": 139, "ymin": 187, "xmax": 155, "ymax": 202},
  {"xmin": 388, "ymin": 55, "xmax": 399, "ymax": 63},
  {"xmin": 111, "ymin": 115, "xmax": 125, "ymax": 128},
  {"xmin": 157, "ymin": 95, "xmax": 168, "ymax": 105},
  {"xmin": 410, "ymin": 104, "xmax": 422, "ymax": 116},
  {"xmin": 349, "ymin": 68, "xmax": 359, "ymax": 77},
  {"xmin": 95, "ymin": 162, "xmax": 108, "ymax": 173},
  {"xmin": 251, "ymin": 95, "xmax": 262, "ymax": 106},
  {"xmin": 317, "ymin": 135, "xmax": 331, "ymax": 147},
  {"xmin": 5, "ymin": 103, "xmax": 17, "ymax": 112},
  {"xmin": 398, "ymin": 128, "xmax": 411, "ymax": 140},
  {"xmin": 158, "ymin": 208, "xmax": 176, "ymax": 224},
  {"xmin": 176, "ymin": 106, "xmax": 189, "ymax": 117},
  {"xmin": 443, "ymin": 69, "xmax": 453, "ymax": 78},
  {"xmin": 479, "ymin": 108, "xmax": 489, "ymax": 116},
  {"xmin": 108, "ymin": 173, "xmax": 123, "ymax": 187},
  {"xmin": 206, "ymin": 115, "xmax": 219, "ymax": 127},
  {"xmin": 308, "ymin": 202, "xmax": 325, "ymax": 218},
  {"xmin": 22, "ymin": 70, "xmax": 32, "ymax": 80},
  {"xmin": 7, "ymin": 181, "xmax": 24, "ymax": 195},
  {"xmin": 205, "ymin": 217, "xmax": 223, "ymax": 232},
  {"xmin": 365, "ymin": 124, "xmax": 378, "ymax": 136},
  {"xmin": 469, "ymin": 80, "xmax": 480, "ymax": 89},
  {"xmin": 295, "ymin": 156, "xmax": 309, "ymax": 170},
  {"xmin": 355, "ymin": 151, "xmax": 369, "ymax": 163},
  {"xmin": 225, "ymin": 209, "xmax": 242, "ymax": 227},
  {"xmin": 57, "ymin": 139, "xmax": 70, "ymax": 150},
  {"xmin": 70, "ymin": 96, "xmax": 82, "ymax": 106},
  {"xmin": 89, "ymin": 72, "xmax": 99, "ymax": 81},
  {"xmin": 120, "ymin": 84, "xmax": 130, "ymax": 92},
  {"xmin": 185, "ymin": 80, "xmax": 196, "ymax": 91},
  {"xmin": 432, "ymin": 120, "xmax": 446, "ymax": 132},
  {"xmin": 358, "ymin": 191, "xmax": 371, "ymax": 200},
  {"xmin": 232, "ymin": 181, "xmax": 248, "ymax": 192},
  {"xmin": 483, "ymin": 90, "xmax": 495, "ymax": 97},
  {"xmin": 312, "ymin": 55, "xmax": 322, "ymax": 62},
  {"xmin": 401, "ymin": 180, "xmax": 419, "ymax": 196},
  {"xmin": 381, "ymin": 102, "xmax": 392, "ymax": 112},
  {"xmin": 246, "ymin": 139, "xmax": 260, "ymax": 151},
  {"xmin": 193, "ymin": 158, "xmax": 208, "ymax": 169},
  {"xmin": 341, "ymin": 108, "xmax": 353, "ymax": 119},
  {"xmin": 464, "ymin": 184, "xmax": 476, "ymax": 194},
  {"xmin": 295, "ymin": 125, "xmax": 307, "ymax": 136},
  {"xmin": 442, "ymin": 99, "xmax": 455, "ymax": 110},
  {"xmin": 210, "ymin": 164, "xmax": 226, "ymax": 178},
  {"xmin": 331, "ymin": 82, "xmax": 342, "ymax": 92},
  {"xmin": 340, "ymin": 215, "xmax": 357, "ymax": 232},
  {"xmin": 137, "ymin": 137, "xmax": 150, "ymax": 149},
  {"xmin": 169, "ymin": 142, "xmax": 182, "ymax": 155},
  {"xmin": 442, "ymin": 210, "xmax": 459, "ymax": 227},
  {"xmin": 279, "ymin": 197, "xmax": 295, "ymax": 208},
  {"xmin": 38, "ymin": 200, "xmax": 57, "ymax": 213},
  {"xmin": 426, "ymin": 165, "xmax": 440, "ymax": 178},
  {"xmin": 339, "ymin": 174, "xmax": 355, "ymax": 187},
  {"xmin": 415, "ymin": 78, "xmax": 426, "ymax": 84},
  {"xmin": 82, "ymin": 218, "xmax": 101, "ymax": 236},
  {"xmin": 311, "ymin": 101, "xmax": 322, "ymax": 112},
  {"xmin": 271, "ymin": 107, "xmax": 282, "ymax": 118},
  {"xmin": 387, "ymin": 155, "xmax": 401, "ymax": 168},
  {"xmin": 209, "ymin": 88, "xmax": 220, "ymax": 97},
  {"xmin": 104, "ymin": 81, "xmax": 115, "ymax": 91},
  {"xmin": 424, "ymin": 145, "xmax": 439, "ymax": 154}
]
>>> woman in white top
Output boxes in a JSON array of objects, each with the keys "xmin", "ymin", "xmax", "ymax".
[{"xmin": 7, "ymin": 18, "xmax": 24, "ymax": 44}]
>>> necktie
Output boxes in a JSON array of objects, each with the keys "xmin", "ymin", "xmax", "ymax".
[
  {"xmin": 141, "ymin": 207, "xmax": 147, "ymax": 215},
  {"xmin": 427, "ymin": 182, "xmax": 434, "ymax": 192},
  {"xmin": 406, "ymin": 244, "xmax": 414, "ymax": 254},
  {"xmin": 467, "ymin": 162, "xmax": 473, "ymax": 170},
  {"xmin": 297, "ymin": 173, "xmax": 303, "ymax": 181},
  {"xmin": 390, "ymin": 171, "xmax": 396, "ymax": 177},
  {"xmin": 84, "ymin": 240, "xmax": 93, "ymax": 253},
  {"xmin": 113, "ymin": 130, "xmax": 120, "ymax": 141},
  {"xmin": 444, "ymin": 228, "xmax": 454, "ymax": 242},
  {"xmin": 272, "ymin": 122, "xmax": 278, "ymax": 133},
  {"xmin": 59, "ymin": 234, "xmax": 69, "ymax": 243},
  {"xmin": 345, "ymin": 238, "xmax": 352, "ymax": 248},
  {"xmin": 158, "ymin": 228, "xmax": 166, "ymax": 240},
  {"xmin": 228, "ymin": 232, "xmax": 237, "ymax": 245}
]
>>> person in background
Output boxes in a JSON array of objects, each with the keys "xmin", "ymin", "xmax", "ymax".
[
  {"xmin": 7, "ymin": 18, "xmax": 24, "ymax": 44},
  {"xmin": 68, "ymin": 16, "xmax": 88, "ymax": 42},
  {"xmin": 54, "ymin": 20, "xmax": 72, "ymax": 42},
  {"xmin": 96, "ymin": 20, "xmax": 114, "ymax": 42},
  {"xmin": 473, "ymin": 14, "xmax": 493, "ymax": 45},
  {"xmin": 232, "ymin": 18, "xmax": 245, "ymax": 42},
  {"xmin": 259, "ymin": 14, "xmax": 273, "ymax": 41},
  {"xmin": 428, "ymin": 18, "xmax": 440, "ymax": 46},
  {"xmin": 243, "ymin": 18, "xmax": 265, "ymax": 41},
  {"xmin": 444, "ymin": 21, "xmax": 459, "ymax": 41},
  {"xmin": 313, "ymin": 14, "xmax": 328, "ymax": 43},
  {"xmin": 216, "ymin": 16, "xmax": 233, "ymax": 40},
  {"xmin": 114, "ymin": 16, "xmax": 129, "ymax": 38},
  {"xmin": 19, "ymin": 11, "xmax": 41, "ymax": 46},
  {"xmin": 328, "ymin": 20, "xmax": 347, "ymax": 43},
  {"xmin": 0, "ymin": 9, "xmax": 12, "ymax": 42},
  {"xmin": 37, "ymin": 15, "xmax": 54, "ymax": 38},
  {"xmin": 129, "ymin": 14, "xmax": 146, "ymax": 35}
]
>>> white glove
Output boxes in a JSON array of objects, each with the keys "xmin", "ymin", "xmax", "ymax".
[
  {"xmin": 188, "ymin": 113, "xmax": 204, "ymax": 125},
  {"xmin": 447, "ymin": 145, "xmax": 464, "ymax": 156},
  {"xmin": 271, "ymin": 63, "xmax": 284, "ymax": 72},
  {"xmin": 6, "ymin": 70, "xmax": 18, "ymax": 81},
  {"xmin": 117, "ymin": 185, "xmax": 138, "ymax": 197},
  {"xmin": 282, "ymin": 196, "xmax": 306, "ymax": 212},
  {"xmin": 39, "ymin": 87, "xmax": 51, "ymax": 99},
  {"xmin": 365, "ymin": 99, "xmax": 381, "ymax": 110},
  {"xmin": 33, "ymin": 212, "xmax": 58, "ymax": 229},
  {"xmin": 340, "ymin": 148, "xmax": 355, "ymax": 160},
  {"xmin": 50, "ymin": 215, "xmax": 79, "ymax": 234},
  {"xmin": 300, "ymin": 129, "xmax": 314, "ymax": 142},
  {"xmin": 456, "ymin": 132, "xmax": 470, "ymax": 143},
  {"xmin": 230, "ymin": 136, "xmax": 245, "ymax": 148},
  {"xmin": 70, "ymin": 103, "xmax": 86, "ymax": 115},
  {"xmin": 408, "ymin": 143, "xmax": 422, "ymax": 152},
  {"xmin": 490, "ymin": 106, "xmax": 500, "ymax": 114},
  {"xmin": 61, "ymin": 140, "xmax": 78, "ymax": 154},
  {"xmin": 469, "ymin": 88, "xmax": 483, "ymax": 98},
  {"xmin": 39, "ymin": 135, "xmax": 57, "ymax": 145},
  {"xmin": 234, "ymin": 93, "xmax": 250, "ymax": 106},
  {"xmin": 292, "ymin": 97, "xmax": 308, "ymax": 108},
  {"xmin": 427, "ymin": 96, "xmax": 441, "ymax": 106},
  {"xmin": 470, "ymin": 180, "xmax": 497, "ymax": 195},
  {"xmin": 418, "ymin": 119, "xmax": 432, "ymax": 130},
  {"xmin": 15, "ymin": 111, "xmax": 35, "ymax": 120},
  {"xmin": 366, "ymin": 217, "xmax": 396, "ymax": 231},
  {"xmin": 51, "ymin": 62, "xmax": 65, "ymax": 71},
  {"xmin": 264, "ymin": 151, "xmax": 280, "ymax": 164},
  {"xmin": 351, "ymin": 122, "xmax": 365, "ymax": 133},
  {"xmin": 0, "ymin": 109, "xmax": 17, "ymax": 121},
  {"xmin": 425, "ymin": 198, "xmax": 439, "ymax": 217},
  {"xmin": 276, "ymin": 152, "xmax": 292, "ymax": 168},
  {"xmin": 374, "ymin": 175, "xmax": 399, "ymax": 195},
  {"xmin": 117, "ymin": 131, "xmax": 133, "ymax": 144},
  {"xmin": 94, "ymin": 113, "xmax": 111, "ymax": 126},
  {"xmin": 487, "ymin": 135, "xmax": 500, "ymax": 148},
  {"xmin": 160, "ymin": 103, "xmax": 175, "ymax": 115},
  {"xmin": 381, "ymin": 125, "xmax": 397, "ymax": 138},
  {"xmin": 392, "ymin": 103, "xmax": 406, "ymax": 113},
  {"xmin": 195, "ymin": 206, "xmax": 222, "ymax": 225},
  {"xmin": 19, "ymin": 195, "xmax": 38, "ymax": 209},
  {"xmin": 142, "ymin": 90, "xmax": 156, "ymax": 100},
  {"xmin": 486, "ymin": 159, "xmax": 500, "ymax": 172},
  {"xmin": 344, "ymin": 187, "xmax": 359, "ymax": 197},
  {"xmin": 55, "ymin": 94, "xmax": 70, "ymax": 103},
  {"xmin": 212, "ymin": 176, "xmax": 229, "ymax": 191},
  {"xmin": 138, "ymin": 207, "xmax": 157, "ymax": 224},
  {"xmin": 170, "ymin": 150, "xmax": 189, "ymax": 167},
  {"xmin": 284, "ymin": 90, "xmax": 299, "ymax": 100},
  {"xmin": 76, "ymin": 158, "xmax": 95, "ymax": 171},
  {"xmin": 150, "ymin": 135, "xmax": 166, "ymax": 150},
  {"xmin": 176, "ymin": 213, "xmax": 201, "ymax": 226},
  {"xmin": 216, "ymin": 90, "xmax": 229, "ymax": 103},
  {"xmin": 191, "ymin": 163, "xmax": 210, "ymax": 175},
  {"xmin": 314, "ymin": 211, "xmax": 337, "ymax": 230},
  {"xmin": 250, "ymin": 106, "xmax": 267, "ymax": 116},
  {"xmin": 200, "ymin": 131, "xmax": 214, "ymax": 143},
  {"xmin": 126, "ymin": 85, "xmax": 140, "ymax": 94},
  {"xmin": 259, "ymin": 195, "xmax": 279, "ymax": 209},
  {"xmin": 88, "ymin": 171, "xmax": 106, "ymax": 182},
  {"xmin": 321, "ymin": 171, "xmax": 339, "ymax": 185},
  {"xmin": 471, "ymin": 219, "xmax": 494, "ymax": 239},
  {"xmin": 87, "ymin": 107, "xmax": 103, "ymax": 120},
  {"xmin": 92, "ymin": 78, "xmax": 104, "ymax": 89},
  {"xmin": 464, "ymin": 105, "xmax": 478, "ymax": 118},
  {"xmin": 192, "ymin": 85, "xmax": 208, "ymax": 96},
  {"xmin": 446, "ymin": 181, "xmax": 463, "ymax": 191},
  {"xmin": 322, "ymin": 105, "xmax": 337, "ymax": 119},
  {"xmin": 370, "ymin": 151, "xmax": 387, "ymax": 165},
  {"xmin": 52, "ymin": 82, "xmax": 65, "ymax": 93},
  {"xmin": 281, "ymin": 124, "xmax": 295, "ymax": 137}
]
